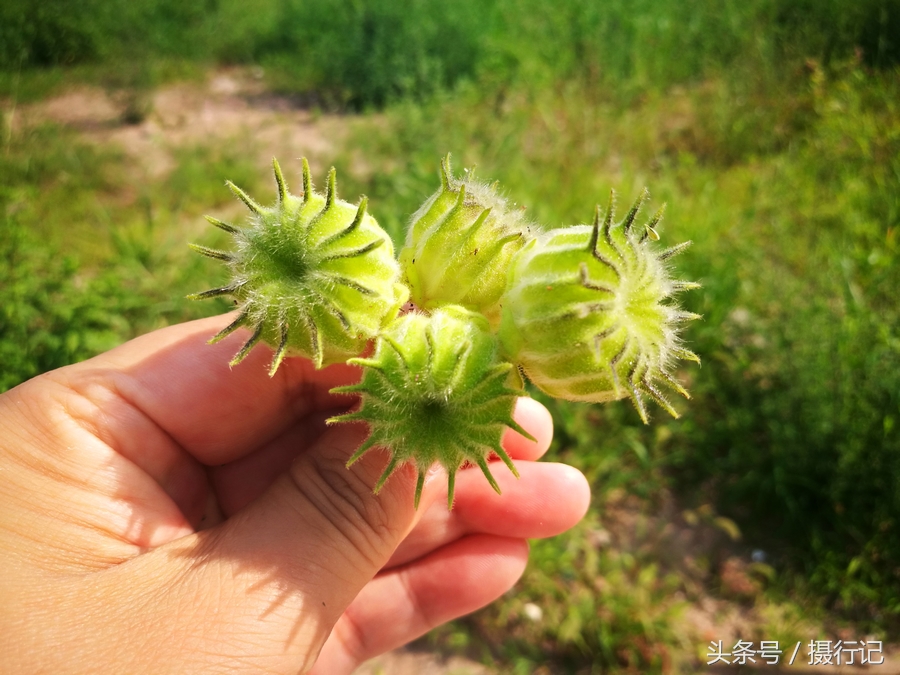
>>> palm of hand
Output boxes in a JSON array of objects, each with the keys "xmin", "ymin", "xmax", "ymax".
[{"xmin": 0, "ymin": 315, "xmax": 589, "ymax": 674}]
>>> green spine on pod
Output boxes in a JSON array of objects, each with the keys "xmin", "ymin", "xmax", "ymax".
[
  {"xmin": 498, "ymin": 190, "xmax": 701, "ymax": 423},
  {"xmin": 399, "ymin": 154, "xmax": 534, "ymax": 327},
  {"xmin": 189, "ymin": 158, "xmax": 408, "ymax": 373},
  {"xmin": 328, "ymin": 305, "xmax": 533, "ymax": 510}
]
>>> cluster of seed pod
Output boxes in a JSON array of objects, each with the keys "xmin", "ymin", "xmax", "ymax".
[{"xmin": 191, "ymin": 155, "xmax": 699, "ymax": 508}]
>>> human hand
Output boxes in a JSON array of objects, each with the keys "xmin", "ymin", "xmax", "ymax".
[{"xmin": 0, "ymin": 314, "xmax": 590, "ymax": 674}]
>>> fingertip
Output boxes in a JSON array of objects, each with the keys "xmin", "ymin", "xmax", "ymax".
[
  {"xmin": 556, "ymin": 463, "xmax": 592, "ymax": 522},
  {"xmin": 504, "ymin": 536, "xmax": 531, "ymax": 574},
  {"xmin": 473, "ymin": 535, "xmax": 530, "ymax": 588},
  {"xmin": 451, "ymin": 462, "xmax": 591, "ymax": 540},
  {"xmin": 505, "ymin": 397, "xmax": 553, "ymax": 460}
]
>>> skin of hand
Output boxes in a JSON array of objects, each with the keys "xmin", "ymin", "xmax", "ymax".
[{"xmin": 0, "ymin": 314, "xmax": 590, "ymax": 674}]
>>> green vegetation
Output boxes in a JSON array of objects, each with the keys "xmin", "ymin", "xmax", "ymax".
[
  {"xmin": 2, "ymin": 0, "xmax": 898, "ymax": 671},
  {"xmin": 0, "ymin": 125, "xmax": 258, "ymax": 387},
  {"xmin": 2, "ymin": 0, "xmax": 898, "ymax": 105}
]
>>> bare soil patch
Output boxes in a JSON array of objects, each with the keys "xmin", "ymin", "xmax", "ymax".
[{"xmin": 15, "ymin": 68, "xmax": 349, "ymax": 180}]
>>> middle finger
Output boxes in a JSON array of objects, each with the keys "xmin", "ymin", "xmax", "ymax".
[{"xmin": 385, "ymin": 460, "xmax": 589, "ymax": 568}]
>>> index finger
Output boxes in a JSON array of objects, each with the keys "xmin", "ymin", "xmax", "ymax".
[{"xmin": 65, "ymin": 313, "xmax": 361, "ymax": 465}]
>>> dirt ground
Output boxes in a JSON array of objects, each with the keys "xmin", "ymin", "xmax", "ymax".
[{"xmin": 12, "ymin": 68, "xmax": 349, "ymax": 180}]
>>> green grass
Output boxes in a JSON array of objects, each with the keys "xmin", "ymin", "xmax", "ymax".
[
  {"xmin": 2, "ymin": 0, "xmax": 898, "ymax": 106},
  {"xmin": 0, "ymin": 123, "xmax": 265, "ymax": 387}
]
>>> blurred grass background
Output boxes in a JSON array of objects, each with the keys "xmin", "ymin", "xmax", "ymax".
[{"xmin": 1, "ymin": 0, "xmax": 899, "ymax": 672}]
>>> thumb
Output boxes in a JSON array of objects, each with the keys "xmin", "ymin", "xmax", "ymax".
[{"xmin": 139, "ymin": 423, "xmax": 421, "ymax": 673}]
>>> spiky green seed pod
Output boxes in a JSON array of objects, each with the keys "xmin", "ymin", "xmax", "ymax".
[
  {"xmin": 498, "ymin": 190, "xmax": 701, "ymax": 423},
  {"xmin": 398, "ymin": 155, "xmax": 534, "ymax": 327},
  {"xmin": 329, "ymin": 305, "xmax": 533, "ymax": 509},
  {"xmin": 190, "ymin": 158, "xmax": 408, "ymax": 373}
]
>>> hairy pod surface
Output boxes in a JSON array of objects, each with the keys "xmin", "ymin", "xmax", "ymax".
[
  {"xmin": 498, "ymin": 190, "xmax": 700, "ymax": 423},
  {"xmin": 190, "ymin": 158, "xmax": 408, "ymax": 372},
  {"xmin": 329, "ymin": 305, "xmax": 532, "ymax": 509},
  {"xmin": 399, "ymin": 155, "xmax": 534, "ymax": 328}
]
